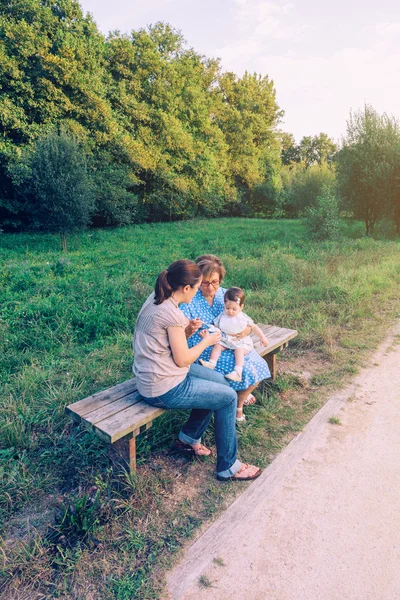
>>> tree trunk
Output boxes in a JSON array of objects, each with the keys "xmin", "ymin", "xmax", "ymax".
[
  {"xmin": 61, "ymin": 233, "xmax": 67, "ymax": 252},
  {"xmin": 369, "ymin": 221, "xmax": 374, "ymax": 235},
  {"xmin": 365, "ymin": 217, "xmax": 374, "ymax": 236}
]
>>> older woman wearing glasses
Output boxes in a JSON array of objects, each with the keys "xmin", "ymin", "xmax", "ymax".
[{"xmin": 180, "ymin": 255, "xmax": 270, "ymax": 421}]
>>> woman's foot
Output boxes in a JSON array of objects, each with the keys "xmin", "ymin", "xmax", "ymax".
[
  {"xmin": 217, "ymin": 463, "xmax": 262, "ymax": 481},
  {"xmin": 199, "ymin": 359, "xmax": 216, "ymax": 370},
  {"xmin": 244, "ymin": 393, "xmax": 256, "ymax": 406},
  {"xmin": 225, "ymin": 370, "xmax": 242, "ymax": 382},
  {"xmin": 236, "ymin": 407, "xmax": 246, "ymax": 422},
  {"xmin": 172, "ymin": 439, "xmax": 212, "ymax": 457},
  {"xmin": 190, "ymin": 443, "xmax": 212, "ymax": 456}
]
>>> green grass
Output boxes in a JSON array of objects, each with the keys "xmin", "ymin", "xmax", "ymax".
[
  {"xmin": 328, "ymin": 416, "xmax": 342, "ymax": 425},
  {"xmin": 1, "ymin": 217, "xmax": 400, "ymax": 598},
  {"xmin": 198, "ymin": 574, "xmax": 214, "ymax": 589}
]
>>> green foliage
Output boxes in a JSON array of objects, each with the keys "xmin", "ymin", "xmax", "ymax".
[
  {"xmin": 90, "ymin": 158, "xmax": 141, "ymax": 226},
  {"xmin": 336, "ymin": 104, "xmax": 400, "ymax": 235},
  {"xmin": 279, "ymin": 132, "xmax": 301, "ymax": 165},
  {"xmin": 299, "ymin": 133, "xmax": 337, "ymax": 167},
  {"xmin": 250, "ymin": 178, "xmax": 283, "ymax": 217},
  {"xmin": 305, "ymin": 185, "xmax": 340, "ymax": 241},
  {"xmin": 0, "ymin": 3, "xmax": 284, "ymax": 227},
  {"xmin": 12, "ymin": 129, "xmax": 93, "ymax": 249},
  {"xmin": 215, "ymin": 71, "xmax": 282, "ymax": 200},
  {"xmin": 280, "ymin": 162, "xmax": 336, "ymax": 216},
  {"xmin": 279, "ymin": 132, "xmax": 337, "ymax": 168},
  {"xmin": 47, "ymin": 490, "xmax": 103, "ymax": 547}
]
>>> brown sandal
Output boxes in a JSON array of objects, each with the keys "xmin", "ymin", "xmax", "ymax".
[
  {"xmin": 217, "ymin": 463, "xmax": 261, "ymax": 482},
  {"xmin": 172, "ymin": 439, "xmax": 213, "ymax": 457}
]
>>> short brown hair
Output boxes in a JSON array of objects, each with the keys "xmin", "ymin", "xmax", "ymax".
[
  {"xmin": 195, "ymin": 254, "xmax": 226, "ymax": 282},
  {"xmin": 224, "ymin": 287, "xmax": 245, "ymax": 307}
]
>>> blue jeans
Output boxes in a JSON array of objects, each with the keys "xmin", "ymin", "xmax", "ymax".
[{"xmin": 142, "ymin": 364, "xmax": 241, "ymax": 478}]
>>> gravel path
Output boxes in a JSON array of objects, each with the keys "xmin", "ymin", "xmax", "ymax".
[{"xmin": 167, "ymin": 322, "xmax": 400, "ymax": 600}]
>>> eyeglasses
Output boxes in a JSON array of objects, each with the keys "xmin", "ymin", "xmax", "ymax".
[{"xmin": 200, "ymin": 279, "xmax": 220, "ymax": 288}]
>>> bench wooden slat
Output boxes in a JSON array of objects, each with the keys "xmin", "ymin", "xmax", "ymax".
[
  {"xmin": 66, "ymin": 378, "xmax": 137, "ymax": 418},
  {"xmin": 83, "ymin": 391, "xmax": 143, "ymax": 426},
  {"xmin": 258, "ymin": 324, "xmax": 297, "ymax": 339},
  {"xmin": 92, "ymin": 401, "xmax": 165, "ymax": 443},
  {"xmin": 253, "ymin": 326, "xmax": 298, "ymax": 355}
]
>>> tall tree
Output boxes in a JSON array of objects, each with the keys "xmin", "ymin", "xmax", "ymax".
[
  {"xmin": 299, "ymin": 133, "xmax": 336, "ymax": 167},
  {"xmin": 0, "ymin": 0, "xmax": 115, "ymax": 227},
  {"xmin": 337, "ymin": 105, "xmax": 400, "ymax": 235},
  {"xmin": 105, "ymin": 23, "xmax": 232, "ymax": 220},
  {"xmin": 215, "ymin": 70, "xmax": 283, "ymax": 211},
  {"xmin": 279, "ymin": 132, "xmax": 301, "ymax": 166}
]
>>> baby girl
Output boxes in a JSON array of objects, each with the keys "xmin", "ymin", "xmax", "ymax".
[{"xmin": 200, "ymin": 287, "xmax": 268, "ymax": 382}]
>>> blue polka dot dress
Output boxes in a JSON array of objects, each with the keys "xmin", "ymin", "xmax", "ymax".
[{"xmin": 180, "ymin": 288, "xmax": 271, "ymax": 391}]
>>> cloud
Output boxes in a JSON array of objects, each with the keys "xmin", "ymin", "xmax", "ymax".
[
  {"xmin": 216, "ymin": 0, "xmax": 308, "ymax": 68},
  {"xmin": 254, "ymin": 46, "xmax": 400, "ymax": 141},
  {"xmin": 215, "ymin": 4, "xmax": 400, "ymax": 140},
  {"xmin": 232, "ymin": 0, "xmax": 307, "ymax": 41},
  {"xmin": 364, "ymin": 21, "xmax": 400, "ymax": 37}
]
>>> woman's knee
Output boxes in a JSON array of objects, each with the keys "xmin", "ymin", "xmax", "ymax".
[
  {"xmin": 221, "ymin": 386, "xmax": 237, "ymax": 406},
  {"xmin": 190, "ymin": 363, "xmax": 230, "ymax": 386}
]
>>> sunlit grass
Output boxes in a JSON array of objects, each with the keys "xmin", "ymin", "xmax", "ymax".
[{"xmin": 1, "ymin": 217, "xmax": 399, "ymax": 597}]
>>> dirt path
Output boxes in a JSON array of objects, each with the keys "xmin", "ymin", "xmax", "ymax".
[{"xmin": 167, "ymin": 322, "xmax": 400, "ymax": 600}]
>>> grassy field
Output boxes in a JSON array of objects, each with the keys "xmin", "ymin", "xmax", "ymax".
[{"xmin": 1, "ymin": 218, "xmax": 400, "ymax": 598}]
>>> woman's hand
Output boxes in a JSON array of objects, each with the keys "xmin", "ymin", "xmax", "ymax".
[
  {"xmin": 232, "ymin": 325, "xmax": 252, "ymax": 340},
  {"xmin": 200, "ymin": 329, "xmax": 221, "ymax": 346},
  {"xmin": 185, "ymin": 318, "xmax": 203, "ymax": 339}
]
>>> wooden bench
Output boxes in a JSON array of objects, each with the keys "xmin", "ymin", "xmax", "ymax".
[{"xmin": 66, "ymin": 324, "xmax": 298, "ymax": 473}]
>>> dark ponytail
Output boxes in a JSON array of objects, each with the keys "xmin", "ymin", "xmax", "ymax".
[{"xmin": 154, "ymin": 259, "xmax": 201, "ymax": 305}]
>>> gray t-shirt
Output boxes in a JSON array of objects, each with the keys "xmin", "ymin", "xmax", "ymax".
[{"xmin": 133, "ymin": 293, "xmax": 189, "ymax": 398}]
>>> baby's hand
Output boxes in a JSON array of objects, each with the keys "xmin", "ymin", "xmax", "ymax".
[
  {"xmin": 200, "ymin": 329, "xmax": 221, "ymax": 346},
  {"xmin": 260, "ymin": 336, "xmax": 268, "ymax": 347},
  {"xmin": 232, "ymin": 326, "xmax": 251, "ymax": 340}
]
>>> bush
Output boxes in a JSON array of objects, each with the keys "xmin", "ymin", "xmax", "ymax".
[
  {"xmin": 305, "ymin": 185, "xmax": 340, "ymax": 240},
  {"xmin": 12, "ymin": 130, "xmax": 94, "ymax": 251}
]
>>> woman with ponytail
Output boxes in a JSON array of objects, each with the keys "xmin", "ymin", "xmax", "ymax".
[{"xmin": 133, "ymin": 260, "xmax": 261, "ymax": 482}]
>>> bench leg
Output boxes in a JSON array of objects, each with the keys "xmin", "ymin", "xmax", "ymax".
[
  {"xmin": 110, "ymin": 433, "xmax": 137, "ymax": 474},
  {"xmin": 266, "ymin": 353, "xmax": 277, "ymax": 380},
  {"xmin": 129, "ymin": 436, "xmax": 136, "ymax": 474},
  {"xmin": 111, "ymin": 423, "xmax": 153, "ymax": 475}
]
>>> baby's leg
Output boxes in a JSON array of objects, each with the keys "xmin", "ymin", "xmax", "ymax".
[
  {"xmin": 225, "ymin": 348, "xmax": 248, "ymax": 382},
  {"xmin": 199, "ymin": 344, "xmax": 224, "ymax": 370}
]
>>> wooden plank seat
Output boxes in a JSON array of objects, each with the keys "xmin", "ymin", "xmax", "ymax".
[{"xmin": 66, "ymin": 324, "xmax": 298, "ymax": 473}]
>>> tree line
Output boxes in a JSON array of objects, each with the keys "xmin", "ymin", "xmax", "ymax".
[{"xmin": 0, "ymin": 0, "xmax": 399, "ymax": 242}]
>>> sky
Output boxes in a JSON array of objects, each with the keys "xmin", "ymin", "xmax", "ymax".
[{"xmin": 78, "ymin": 0, "xmax": 400, "ymax": 144}]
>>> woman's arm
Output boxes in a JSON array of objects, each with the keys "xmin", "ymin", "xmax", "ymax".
[
  {"xmin": 168, "ymin": 326, "xmax": 221, "ymax": 368},
  {"xmin": 179, "ymin": 300, "xmax": 203, "ymax": 339}
]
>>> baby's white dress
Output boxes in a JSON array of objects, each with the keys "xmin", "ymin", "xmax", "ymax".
[{"xmin": 213, "ymin": 312, "xmax": 254, "ymax": 352}]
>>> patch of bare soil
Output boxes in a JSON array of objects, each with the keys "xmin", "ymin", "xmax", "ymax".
[
  {"xmin": 278, "ymin": 349, "xmax": 333, "ymax": 384},
  {"xmin": 3, "ymin": 495, "xmax": 60, "ymax": 548}
]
